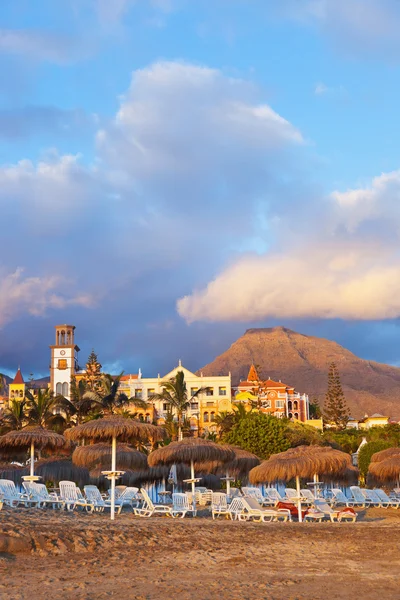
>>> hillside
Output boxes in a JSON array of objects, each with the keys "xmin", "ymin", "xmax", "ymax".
[{"xmin": 198, "ymin": 326, "xmax": 400, "ymax": 419}]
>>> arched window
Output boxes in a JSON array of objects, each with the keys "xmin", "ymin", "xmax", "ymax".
[
  {"xmin": 288, "ymin": 412, "xmax": 293, "ymax": 419},
  {"xmin": 56, "ymin": 383, "xmax": 62, "ymax": 395},
  {"xmin": 19, "ymin": 390, "xmax": 23, "ymax": 398},
  {"xmin": 60, "ymin": 330, "xmax": 65, "ymax": 345},
  {"xmin": 62, "ymin": 382, "xmax": 69, "ymax": 397},
  {"xmin": 287, "ymin": 401, "xmax": 292, "ymax": 411},
  {"xmin": 210, "ymin": 412, "xmax": 215, "ymax": 422},
  {"xmin": 145, "ymin": 413, "xmax": 150, "ymax": 423},
  {"xmin": 293, "ymin": 401, "xmax": 298, "ymax": 410},
  {"xmin": 203, "ymin": 412, "xmax": 209, "ymax": 422},
  {"xmin": 294, "ymin": 412, "xmax": 299, "ymax": 420}
]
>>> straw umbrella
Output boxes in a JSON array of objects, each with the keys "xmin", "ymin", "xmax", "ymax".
[
  {"xmin": 148, "ymin": 438, "xmax": 235, "ymax": 510},
  {"xmin": 368, "ymin": 456, "xmax": 400, "ymax": 485},
  {"xmin": 72, "ymin": 442, "xmax": 148, "ymax": 471},
  {"xmin": 198, "ymin": 445, "xmax": 260, "ymax": 496},
  {"xmin": 249, "ymin": 446, "xmax": 351, "ymax": 522},
  {"xmin": 369, "ymin": 447, "xmax": 400, "ymax": 464},
  {"xmin": 0, "ymin": 426, "xmax": 67, "ymax": 481},
  {"xmin": 34, "ymin": 457, "xmax": 91, "ymax": 488},
  {"xmin": 65, "ymin": 416, "xmax": 165, "ymax": 520}
]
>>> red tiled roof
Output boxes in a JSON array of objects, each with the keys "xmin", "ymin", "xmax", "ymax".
[
  {"xmin": 120, "ymin": 374, "xmax": 138, "ymax": 381},
  {"xmin": 247, "ymin": 364, "xmax": 259, "ymax": 382},
  {"xmin": 12, "ymin": 368, "xmax": 24, "ymax": 384}
]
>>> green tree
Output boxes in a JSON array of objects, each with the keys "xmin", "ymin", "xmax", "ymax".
[
  {"xmin": 56, "ymin": 377, "xmax": 99, "ymax": 424},
  {"xmin": 0, "ymin": 398, "xmax": 27, "ymax": 432},
  {"xmin": 85, "ymin": 349, "xmax": 103, "ymax": 392},
  {"xmin": 323, "ymin": 428, "xmax": 363, "ymax": 453},
  {"xmin": 309, "ymin": 398, "xmax": 322, "ymax": 419},
  {"xmin": 150, "ymin": 371, "xmax": 207, "ymax": 440},
  {"xmin": 224, "ymin": 413, "xmax": 290, "ymax": 459},
  {"xmin": 285, "ymin": 420, "xmax": 324, "ymax": 447},
  {"xmin": 324, "ymin": 363, "xmax": 350, "ymax": 430},
  {"xmin": 25, "ymin": 389, "xmax": 66, "ymax": 429},
  {"xmin": 358, "ymin": 440, "xmax": 393, "ymax": 481}
]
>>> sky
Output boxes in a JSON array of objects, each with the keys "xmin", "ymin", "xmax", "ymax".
[{"xmin": 2, "ymin": 0, "xmax": 400, "ymax": 378}]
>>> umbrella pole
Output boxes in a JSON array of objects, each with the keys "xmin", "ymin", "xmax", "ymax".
[
  {"xmin": 226, "ymin": 471, "xmax": 231, "ymax": 497},
  {"xmin": 296, "ymin": 476, "xmax": 302, "ymax": 523},
  {"xmin": 191, "ymin": 460, "xmax": 196, "ymax": 511},
  {"xmin": 111, "ymin": 434, "xmax": 116, "ymax": 521},
  {"xmin": 30, "ymin": 441, "xmax": 35, "ymax": 478}
]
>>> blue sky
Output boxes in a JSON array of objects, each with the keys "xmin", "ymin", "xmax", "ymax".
[{"xmin": 2, "ymin": 0, "xmax": 400, "ymax": 379}]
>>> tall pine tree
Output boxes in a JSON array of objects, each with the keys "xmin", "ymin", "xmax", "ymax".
[
  {"xmin": 85, "ymin": 349, "xmax": 102, "ymax": 391},
  {"xmin": 324, "ymin": 362, "xmax": 350, "ymax": 429}
]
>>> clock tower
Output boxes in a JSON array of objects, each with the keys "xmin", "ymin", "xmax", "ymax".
[{"xmin": 50, "ymin": 324, "xmax": 80, "ymax": 399}]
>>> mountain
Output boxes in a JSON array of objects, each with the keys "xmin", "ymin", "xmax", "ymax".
[{"xmin": 198, "ymin": 326, "xmax": 400, "ymax": 419}]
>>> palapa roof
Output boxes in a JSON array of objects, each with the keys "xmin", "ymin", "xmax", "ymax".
[
  {"xmin": 35, "ymin": 457, "xmax": 91, "ymax": 487},
  {"xmin": 0, "ymin": 427, "xmax": 67, "ymax": 452},
  {"xmin": 72, "ymin": 442, "xmax": 148, "ymax": 471},
  {"xmin": 148, "ymin": 437, "xmax": 235, "ymax": 468},
  {"xmin": 370, "ymin": 447, "xmax": 400, "ymax": 463},
  {"xmin": 197, "ymin": 445, "xmax": 260, "ymax": 477},
  {"xmin": 249, "ymin": 445, "xmax": 351, "ymax": 484},
  {"xmin": 368, "ymin": 456, "xmax": 400, "ymax": 483},
  {"xmin": 65, "ymin": 416, "xmax": 165, "ymax": 443}
]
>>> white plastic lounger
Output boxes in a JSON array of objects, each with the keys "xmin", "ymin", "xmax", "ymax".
[
  {"xmin": 114, "ymin": 487, "xmax": 140, "ymax": 511},
  {"xmin": 59, "ymin": 481, "xmax": 94, "ymax": 512},
  {"xmin": 242, "ymin": 487, "xmax": 271, "ymax": 506},
  {"xmin": 230, "ymin": 496, "xmax": 291, "ymax": 522},
  {"xmin": 331, "ymin": 489, "xmax": 363, "ymax": 508},
  {"xmin": 263, "ymin": 488, "xmax": 285, "ymax": 507},
  {"xmin": 311, "ymin": 499, "xmax": 357, "ymax": 522},
  {"xmin": 0, "ymin": 479, "xmax": 37, "ymax": 508},
  {"xmin": 374, "ymin": 489, "xmax": 400, "ymax": 508},
  {"xmin": 350, "ymin": 486, "xmax": 371, "ymax": 508},
  {"xmin": 211, "ymin": 492, "xmax": 231, "ymax": 519},
  {"xmin": 361, "ymin": 489, "xmax": 383, "ymax": 507},
  {"xmin": 300, "ymin": 489, "xmax": 316, "ymax": 505},
  {"xmin": 84, "ymin": 485, "xmax": 112, "ymax": 512},
  {"xmin": 172, "ymin": 493, "xmax": 197, "ymax": 518},
  {"xmin": 284, "ymin": 488, "xmax": 298, "ymax": 502},
  {"xmin": 23, "ymin": 482, "xmax": 64, "ymax": 509},
  {"xmin": 133, "ymin": 488, "xmax": 172, "ymax": 518}
]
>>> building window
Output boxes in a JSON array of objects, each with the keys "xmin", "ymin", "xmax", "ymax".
[
  {"xmin": 293, "ymin": 401, "xmax": 298, "ymax": 410},
  {"xmin": 203, "ymin": 412, "xmax": 209, "ymax": 422},
  {"xmin": 163, "ymin": 403, "xmax": 168, "ymax": 411},
  {"xmin": 288, "ymin": 412, "xmax": 293, "ymax": 419},
  {"xmin": 276, "ymin": 400, "xmax": 285, "ymax": 408},
  {"xmin": 191, "ymin": 387, "xmax": 199, "ymax": 395},
  {"xmin": 147, "ymin": 388, "xmax": 155, "ymax": 397},
  {"xmin": 294, "ymin": 413, "xmax": 299, "ymax": 420},
  {"xmin": 58, "ymin": 359, "xmax": 67, "ymax": 370},
  {"xmin": 206, "ymin": 388, "xmax": 214, "ymax": 396},
  {"xmin": 287, "ymin": 401, "xmax": 292, "ymax": 411},
  {"xmin": 56, "ymin": 383, "xmax": 62, "ymax": 395},
  {"xmin": 191, "ymin": 402, "xmax": 199, "ymax": 410},
  {"xmin": 19, "ymin": 390, "xmax": 23, "ymax": 398},
  {"xmin": 62, "ymin": 382, "xmax": 69, "ymax": 397},
  {"xmin": 206, "ymin": 401, "xmax": 214, "ymax": 407},
  {"xmin": 210, "ymin": 412, "xmax": 215, "ymax": 422},
  {"xmin": 135, "ymin": 389, "xmax": 142, "ymax": 399},
  {"xmin": 145, "ymin": 413, "xmax": 150, "ymax": 423},
  {"xmin": 219, "ymin": 387, "xmax": 227, "ymax": 396},
  {"xmin": 261, "ymin": 400, "xmax": 271, "ymax": 409}
]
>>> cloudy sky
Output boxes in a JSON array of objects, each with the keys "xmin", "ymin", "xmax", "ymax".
[{"xmin": 1, "ymin": 0, "xmax": 400, "ymax": 378}]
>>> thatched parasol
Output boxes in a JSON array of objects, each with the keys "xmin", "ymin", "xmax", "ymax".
[
  {"xmin": 320, "ymin": 465, "xmax": 359, "ymax": 486},
  {"xmin": 65, "ymin": 417, "xmax": 165, "ymax": 520},
  {"xmin": 35, "ymin": 457, "xmax": 91, "ymax": 488},
  {"xmin": 249, "ymin": 446, "xmax": 352, "ymax": 522},
  {"xmin": 0, "ymin": 463, "xmax": 25, "ymax": 486},
  {"xmin": 148, "ymin": 438, "xmax": 234, "ymax": 508},
  {"xmin": 0, "ymin": 427, "xmax": 67, "ymax": 481},
  {"xmin": 370, "ymin": 447, "xmax": 400, "ymax": 464},
  {"xmin": 197, "ymin": 445, "xmax": 259, "ymax": 495},
  {"xmin": 72, "ymin": 443, "xmax": 148, "ymax": 471},
  {"xmin": 368, "ymin": 456, "xmax": 400, "ymax": 484}
]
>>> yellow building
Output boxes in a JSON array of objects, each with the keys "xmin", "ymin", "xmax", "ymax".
[
  {"xmin": 359, "ymin": 414, "xmax": 389, "ymax": 430},
  {"xmin": 9, "ymin": 368, "xmax": 25, "ymax": 401}
]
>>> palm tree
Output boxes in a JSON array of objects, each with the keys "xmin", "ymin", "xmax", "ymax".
[
  {"xmin": 25, "ymin": 388, "xmax": 66, "ymax": 429},
  {"xmin": 55, "ymin": 377, "xmax": 100, "ymax": 425},
  {"xmin": 150, "ymin": 371, "xmax": 208, "ymax": 441},
  {"xmin": 214, "ymin": 410, "xmax": 236, "ymax": 438},
  {"xmin": 0, "ymin": 398, "xmax": 26, "ymax": 432}
]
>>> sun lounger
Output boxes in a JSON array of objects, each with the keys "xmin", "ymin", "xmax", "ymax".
[
  {"xmin": 361, "ymin": 489, "xmax": 383, "ymax": 507},
  {"xmin": 374, "ymin": 489, "xmax": 400, "ymax": 508},
  {"xmin": 242, "ymin": 486, "xmax": 271, "ymax": 506},
  {"xmin": 172, "ymin": 493, "xmax": 197, "ymax": 518},
  {"xmin": 23, "ymin": 482, "xmax": 64, "ymax": 509},
  {"xmin": 305, "ymin": 500, "xmax": 357, "ymax": 522},
  {"xmin": 350, "ymin": 486, "xmax": 371, "ymax": 508},
  {"xmin": 133, "ymin": 488, "xmax": 172, "ymax": 518},
  {"xmin": 227, "ymin": 487, "xmax": 242, "ymax": 502},
  {"xmin": 84, "ymin": 485, "xmax": 113, "ymax": 512},
  {"xmin": 263, "ymin": 488, "xmax": 285, "ymax": 507},
  {"xmin": 331, "ymin": 488, "xmax": 364, "ymax": 508},
  {"xmin": 300, "ymin": 489, "xmax": 316, "ymax": 505},
  {"xmin": 0, "ymin": 479, "xmax": 37, "ymax": 508},
  {"xmin": 59, "ymin": 481, "xmax": 94, "ymax": 512},
  {"xmin": 211, "ymin": 492, "xmax": 231, "ymax": 519},
  {"xmin": 230, "ymin": 496, "xmax": 291, "ymax": 522},
  {"xmin": 284, "ymin": 488, "xmax": 298, "ymax": 502}
]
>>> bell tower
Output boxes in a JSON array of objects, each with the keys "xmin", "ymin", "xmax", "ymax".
[{"xmin": 50, "ymin": 324, "xmax": 80, "ymax": 399}]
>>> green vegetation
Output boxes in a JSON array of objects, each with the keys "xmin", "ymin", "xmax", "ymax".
[
  {"xmin": 223, "ymin": 412, "xmax": 291, "ymax": 459},
  {"xmin": 358, "ymin": 440, "xmax": 393, "ymax": 480},
  {"xmin": 324, "ymin": 362, "xmax": 350, "ymax": 429}
]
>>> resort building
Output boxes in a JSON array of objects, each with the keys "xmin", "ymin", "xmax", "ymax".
[
  {"xmin": 49, "ymin": 324, "xmax": 80, "ymax": 400},
  {"xmin": 119, "ymin": 362, "xmax": 232, "ymax": 435},
  {"xmin": 358, "ymin": 414, "xmax": 389, "ymax": 430},
  {"xmin": 8, "ymin": 368, "xmax": 48, "ymax": 404},
  {"xmin": 234, "ymin": 365, "xmax": 310, "ymax": 423}
]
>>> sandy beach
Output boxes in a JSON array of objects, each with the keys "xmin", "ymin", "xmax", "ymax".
[{"xmin": 1, "ymin": 508, "xmax": 400, "ymax": 600}]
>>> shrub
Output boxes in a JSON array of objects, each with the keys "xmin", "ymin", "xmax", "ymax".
[{"xmin": 223, "ymin": 413, "xmax": 290, "ymax": 459}]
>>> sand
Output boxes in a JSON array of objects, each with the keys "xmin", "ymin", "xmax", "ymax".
[{"xmin": 1, "ymin": 507, "xmax": 400, "ymax": 600}]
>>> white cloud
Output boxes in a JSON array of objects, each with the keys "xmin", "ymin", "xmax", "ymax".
[
  {"xmin": 0, "ymin": 268, "xmax": 93, "ymax": 328},
  {"xmin": 0, "ymin": 29, "xmax": 81, "ymax": 64},
  {"xmin": 177, "ymin": 168, "xmax": 400, "ymax": 323}
]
